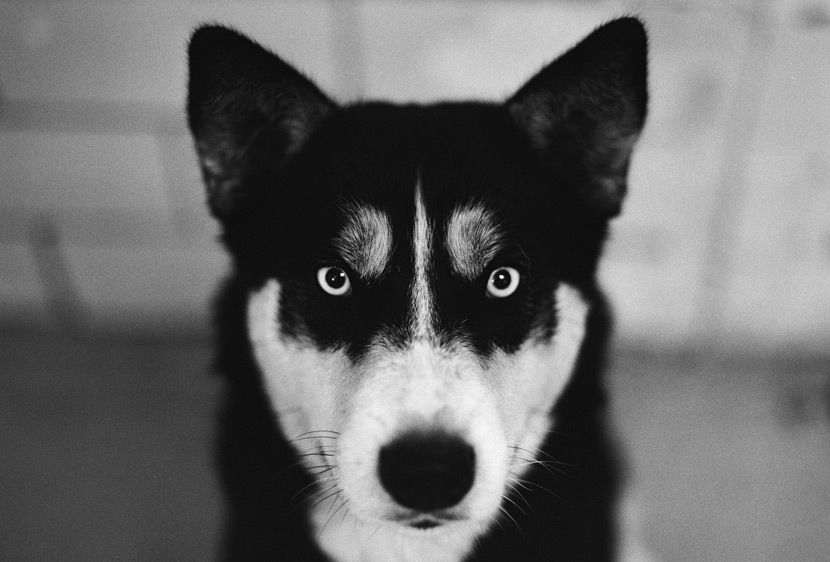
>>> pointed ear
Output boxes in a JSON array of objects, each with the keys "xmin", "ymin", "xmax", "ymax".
[
  {"xmin": 187, "ymin": 25, "xmax": 335, "ymax": 220},
  {"xmin": 507, "ymin": 17, "xmax": 648, "ymax": 217}
]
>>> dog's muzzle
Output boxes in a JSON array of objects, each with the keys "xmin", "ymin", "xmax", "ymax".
[{"xmin": 378, "ymin": 430, "xmax": 476, "ymax": 513}]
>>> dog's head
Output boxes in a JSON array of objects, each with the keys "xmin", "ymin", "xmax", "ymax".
[{"xmin": 188, "ymin": 18, "xmax": 646, "ymax": 549}]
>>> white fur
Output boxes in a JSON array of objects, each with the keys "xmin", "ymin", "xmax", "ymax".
[
  {"xmin": 313, "ymin": 503, "xmax": 484, "ymax": 562},
  {"xmin": 336, "ymin": 204, "xmax": 393, "ymax": 279},
  {"xmin": 335, "ymin": 341, "xmax": 506, "ymax": 538},
  {"xmin": 410, "ymin": 183, "xmax": 434, "ymax": 338},
  {"xmin": 246, "ymin": 279, "xmax": 589, "ymax": 562},
  {"xmin": 446, "ymin": 204, "xmax": 503, "ymax": 280},
  {"xmin": 247, "ymin": 282, "xmax": 348, "ymax": 451},
  {"xmin": 501, "ymin": 283, "xmax": 589, "ymax": 476}
]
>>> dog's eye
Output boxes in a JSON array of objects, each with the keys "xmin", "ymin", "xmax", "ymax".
[
  {"xmin": 486, "ymin": 267, "xmax": 520, "ymax": 298},
  {"xmin": 317, "ymin": 266, "xmax": 352, "ymax": 296}
]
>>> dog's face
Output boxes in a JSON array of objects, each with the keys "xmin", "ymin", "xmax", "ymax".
[{"xmin": 188, "ymin": 18, "xmax": 646, "ymax": 557}]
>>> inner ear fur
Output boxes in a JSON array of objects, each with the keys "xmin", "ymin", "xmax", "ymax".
[{"xmin": 507, "ymin": 17, "xmax": 648, "ymax": 217}]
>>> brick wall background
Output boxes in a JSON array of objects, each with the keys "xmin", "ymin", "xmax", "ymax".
[{"xmin": 1, "ymin": 0, "xmax": 828, "ymax": 353}]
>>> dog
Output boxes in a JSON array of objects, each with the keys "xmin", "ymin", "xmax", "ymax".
[{"xmin": 187, "ymin": 16, "xmax": 647, "ymax": 562}]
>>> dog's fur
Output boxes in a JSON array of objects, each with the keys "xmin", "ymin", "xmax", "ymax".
[{"xmin": 187, "ymin": 18, "xmax": 647, "ymax": 562}]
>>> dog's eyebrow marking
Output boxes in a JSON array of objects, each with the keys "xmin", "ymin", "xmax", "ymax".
[
  {"xmin": 335, "ymin": 204, "xmax": 393, "ymax": 279},
  {"xmin": 410, "ymin": 182, "xmax": 435, "ymax": 338},
  {"xmin": 446, "ymin": 204, "xmax": 504, "ymax": 280}
]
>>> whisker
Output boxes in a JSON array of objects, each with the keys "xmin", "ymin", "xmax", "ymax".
[
  {"xmin": 506, "ymin": 474, "xmax": 536, "ymax": 494},
  {"xmin": 509, "ymin": 445, "xmax": 575, "ymax": 469},
  {"xmin": 368, "ymin": 524, "xmax": 384, "ymax": 541},
  {"xmin": 508, "ymin": 476, "xmax": 563, "ymax": 501},
  {"xmin": 295, "ymin": 452, "xmax": 335, "ymax": 458},
  {"xmin": 309, "ymin": 485, "xmax": 343, "ymax": 511},
  {"xmin": 308, "ymin": 465, "xmax": 338, "ymax": 476},
  {"xmin": 493, "ymin": 507, "xmax": 507, "ymax": 533},
  {"xmin": 504, "ymin": 480, "xmax": 533, "ymax": 511},
  {"xmin": 501, "ymin": 491, "xmax": 528, "ymax": 518},
  {"xmin": 292, "ymin": 475, "xmax": 337, "ymax": 501},
  {"xmin": 508, "ymin": 449, "xmax": 573, "ymax": 479},
  {"xmin": 510, "ymin": 459, "xmax": 569, "ymax": 477},
  {"xmin": 291, "ymin": 435, "xmax": 339, "ymax": 443},
  {"xmin": 316, "ymin": 495, "xmax": 347, "ymax": 540},
  {"xmin": 340, "ymin": 497, "xmax": 351, "ymax": 526},
  {"xmin": 498, "ymin": 505, "xmax": 521, "ymax": 531},
  {"xmin": 291, "ymin": 429, "xmax": 341, "ymax": 441}
]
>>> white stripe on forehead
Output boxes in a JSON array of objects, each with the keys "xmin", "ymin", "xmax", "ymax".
[
  {"xmin": 410, "ymin": 182, "xmax": 435, "ymax": 338},
  {"xmin": 446, "ymin": 204, "xmax": 504, "ymax": 280},
  {"xmin": 335, "ymin": 203, "xmax": 393, "ymax": 279}
]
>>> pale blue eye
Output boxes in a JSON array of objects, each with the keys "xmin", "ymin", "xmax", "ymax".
[
  {"xmin": 317, "ymin": 266, "xmax": 351, "ymax": 296},
  {"xmin": 486, "ymin": 267, "xmax": 520, "ymax": 298}
]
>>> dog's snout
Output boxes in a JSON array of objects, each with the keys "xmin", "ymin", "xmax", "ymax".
[{"xmin": 378, "ymin": 431, "xmax": 475, "ymax": 512}]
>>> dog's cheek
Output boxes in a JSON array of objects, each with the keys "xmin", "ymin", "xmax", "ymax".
[
  {"xmin": 494, "ymin": 282, "xmax": 589, "ymax": 472},
  {"xmin": 247, "ymin": 279, "xmax": 349, "ymax": 454}
]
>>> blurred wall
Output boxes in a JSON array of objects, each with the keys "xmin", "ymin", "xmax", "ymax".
[{"xmin": 0, "ymin": 0, "xmax": 828, "ymax": 352}]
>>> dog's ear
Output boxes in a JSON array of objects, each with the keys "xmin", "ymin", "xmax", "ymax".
[
  {"xmin": 187, "ymin": 25, "xmax": 335, "ymax": 220},
  {"xmin": 507, "ymin": 17, "xmax": 648, "ymax": 217}
]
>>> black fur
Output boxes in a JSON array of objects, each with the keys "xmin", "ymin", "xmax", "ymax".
[{"xmin": 189, "ymin": 18, "xmax": 647, "ymax": 561}]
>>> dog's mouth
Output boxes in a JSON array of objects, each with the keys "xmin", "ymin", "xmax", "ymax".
[
  {"xmin": 391, "ymin": 509, "xmax": 466, "ymax": 531},
  {"xmin": 409, "ymin": 516, "xmax": 442, "ymax": 530},
  {"xmin": 397, "ymin": 513, "xmax": 465, "ymax": 531}
]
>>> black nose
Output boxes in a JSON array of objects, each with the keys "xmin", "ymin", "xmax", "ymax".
[{"xmin": 378, "ymin": 431, "xmax": 476, "ymax": 512}]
